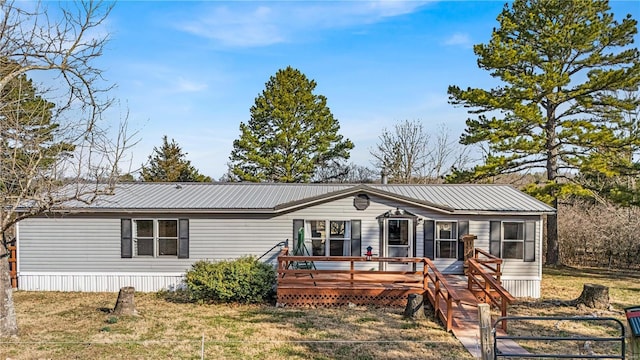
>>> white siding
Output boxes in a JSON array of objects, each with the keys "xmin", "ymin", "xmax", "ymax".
[
  {"xmin": 502, "ymin": 279, "xmax": 541, "ymax": 298},
  {"xmin": 17, "ymin": 194, "xmax": 543, "ymax": 296},
  {"xmin": 19, "ymin": 273, "xmax": 183, "ymax": 292}
]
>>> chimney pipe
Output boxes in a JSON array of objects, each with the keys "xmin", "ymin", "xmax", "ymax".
[{"xmin": 381, "ymin": 169, "xmax": 388, "ymax": 185}]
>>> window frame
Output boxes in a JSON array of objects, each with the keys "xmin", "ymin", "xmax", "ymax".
[
  {"xmin": 306, "ymin": 220, "xmax": 353, "ymax": 257},
  {"xmin": 435, "ymin": 220, "xmax": 458, "ymax": 259},
  {"xmin": 502, "ymin": 221, "xmax": 525, "ymax": 260},
  {"xmin": 133, "ymin": 218, "xmax": 179, "ymax": 258}
]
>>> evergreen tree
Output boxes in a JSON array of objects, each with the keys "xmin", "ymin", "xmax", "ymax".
[
  {"xmin": 141, "ymin": 136, "xmax": 211, "ymax": 182},
  {"xmin": 0, "ymin": 58, "xmax": 74, "ymax": 195},
  {"xmin": 229, "ymin": 66, "xmax": 354, "ymax": 182},
  {"xmin": 447, "ymin": 0, "xmax": 640, "ymax": 265}
]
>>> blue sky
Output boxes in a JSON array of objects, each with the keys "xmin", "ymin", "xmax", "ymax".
[{"xmin": 93, "ymin": 0, "xmax": 640, "ymax": 179}]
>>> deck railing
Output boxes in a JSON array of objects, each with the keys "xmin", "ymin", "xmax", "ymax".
[
  {"xmin": 467, "ymin": 248, "xmax": 515, "ymax": 330},
  {"xmin": 423, "ymin": 255, "xmax": 461, "ymax": 331},
  {"xmin": 277, "ymin": 248, "xmax": 461, "ymax": 331}
]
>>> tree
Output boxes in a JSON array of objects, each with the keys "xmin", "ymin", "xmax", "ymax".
[
  {"xmin": 229, "ymin": 66, "xmax": 354, "ymax": 183},
  {"xmin": 447, "ymin": 0, "xmax": 640, "ymax": 265},
  {"xmin": 312, "ymin": 162, "xmax": 378, "ymax": 183},
  {"xmin": 0, "ymin": 1, "xmax": 132, "ymax": 336},
  {"xmin": 370, "ymin": 120, "xmax": 470, "ymax": 183},
  {"xmin": 140, "ymin": 136, "xmax": 211, "ymax": 182}
]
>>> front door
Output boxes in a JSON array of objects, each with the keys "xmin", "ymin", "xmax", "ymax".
[{"xmin": 381, "ymin": 218, "xmax": 414, "ymax": 271}]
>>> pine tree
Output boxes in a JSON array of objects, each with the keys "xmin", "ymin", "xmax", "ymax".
[
  {"xmin": 229, "ymin": 66, "xmax": 354, "ymax": 182},
  {"xmin": 447, "ymin": 0, "xmax": 640, "ymax": 265},
  {"xmin": 0, "ymin": 58, "xmax": 74, "ymax": 195},
  {"xmin": 141, "ymin": 136, "xmax": 211, "ymax": 182}
]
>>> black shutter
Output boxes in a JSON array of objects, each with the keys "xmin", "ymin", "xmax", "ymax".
[
  {"xmin": 178, "ymin": 219, "xmax": 189, "ymax": 259},
  {"xmin": 458, "ymin": 221, "xmax": 469, "ymax": 261},
  {"xmin": 490, "ymin": 221, "xmax": 501, "ymax": 257},
  {"xmin": 121, "ymin": 219, "xmax": 132, "ymax": 258},
  {"xmin": 293, "ymin": 219, "xmax": 304, "ymax": 255},
  {"xmin": 424, "ymin": 220, "xmax": 435, "ymax": 260},
  {"xmin": 351, "ymin": 220, "xmax": 361, "ymax": 256},
  {"xmin": 524, "ymin": 220, "xmax": 536, "ymax": 262}
]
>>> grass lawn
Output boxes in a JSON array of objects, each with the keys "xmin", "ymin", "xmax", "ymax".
[
  {"xmin": 1, "ymin": 266, "xmax": 638, "ymax": 359},
  {"xmin": 508, "ymin": 266, "xmax": 640, "ymax": 359}
]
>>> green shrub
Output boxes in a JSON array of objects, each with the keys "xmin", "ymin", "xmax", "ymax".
[{"xmin": 184, "ymin": 256, "xmax": 276, "ymax": 304}]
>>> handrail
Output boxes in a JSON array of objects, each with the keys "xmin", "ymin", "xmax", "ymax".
[
  {"xmin": 277, "ymin": 247, "xmax": 461, "ymax": 332},
  {"xmin": 423, "ymin": 257, "xmax": 460, "ymax": 331},
  {"xmin": 467, "ymin": 257, "xmax": 515, "ymax": 330},
  {"xmin": 473, "ymin": 247, "xmax": 502, "ymax": 281},
  {"xmin": 257, "ymin": 241, "xmax": 287, "ymax": 261}
]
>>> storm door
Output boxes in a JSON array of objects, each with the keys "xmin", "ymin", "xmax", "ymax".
[{"xmin": 380, "ymin": 217, "xmax": 414, "ymax": 271}]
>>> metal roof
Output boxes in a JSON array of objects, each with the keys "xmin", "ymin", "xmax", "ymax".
[{"xmin": 62, "ymin": 183, "xmax": 555, "ymax": 214}]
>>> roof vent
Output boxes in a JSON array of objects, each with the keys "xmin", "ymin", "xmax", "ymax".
[{"xmin": 175, "ymin": 184, "xmax": 183, "ymax": 189}]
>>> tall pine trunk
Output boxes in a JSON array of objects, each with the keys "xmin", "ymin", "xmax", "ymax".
[
  {"xmin": 545, "ymin": 110, "xmax": 561, "ymax": 266},
  {"xmin": 545, "ymin": 199, "xmax": 560, "ymax": 265}
]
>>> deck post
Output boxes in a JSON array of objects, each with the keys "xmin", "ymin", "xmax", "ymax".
[
  {"xmin": 350, "ymin": 260, "xmax": 354, "ymax": 285},
  {"xmin": 422, "ymin": 260, "xmax": 428, "ymax": 290},
  {"xmin": 478, "ymin": 303, "xmax": 494, "ymax": 360}
]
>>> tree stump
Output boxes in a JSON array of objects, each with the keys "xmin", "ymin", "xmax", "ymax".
[
  {"xmin": 575, "ymin": 284, "xmax": 610, "ymax": 310},
  {"xmin": 404, "ymin": 294, "xmax": 425, "ymax": 320},
  {"xmin": 112, "ymin": 286, "xmax": 138, "ymax": 316}
]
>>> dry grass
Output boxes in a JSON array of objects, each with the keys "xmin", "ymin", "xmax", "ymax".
[
  {"xmin": 2, "ymin": 266, "xmax": 638, "ymax": 359},
  {"xmin": 507, "ymin": 266, "xmax": 640, "ymax": 359},
  {"xmin": 1, "ymin": 291, "xmax": 471, "ymax": 360}
]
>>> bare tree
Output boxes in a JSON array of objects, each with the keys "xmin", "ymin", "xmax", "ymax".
[
  {"xmin": 370, "ymin": 120, "xmax": 429, "ymax": 184},
  {"xmin": 370, "ymin": 120, "xmax": 470, "ymax": 184},
  {"xmin": 312, "ymin": 162, "xmax": 377, "ymax": 183},
  {"xmin": 0, "ymin": 1, "xmax": 133, "ymax": 337}
]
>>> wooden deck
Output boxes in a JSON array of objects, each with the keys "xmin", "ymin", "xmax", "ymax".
[
  {"xmin": 278, "ymin": 249, "xmax": 466, "ymax": 331},
  {"xmin": 277, "ymin": 247, "xmax": 528, "ymax": 357}
]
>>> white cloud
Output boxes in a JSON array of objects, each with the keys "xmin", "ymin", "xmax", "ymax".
[
  {"xmin": 444, "ymin": 32, "xmax": 472, "ymax": 47},
  {"xmin": 176, "ymin": 1, "xmax": 433, "ymax": 48},
  {"xmin": 175, "ymin": 77, "xmax": 208, "ymax": 93}
]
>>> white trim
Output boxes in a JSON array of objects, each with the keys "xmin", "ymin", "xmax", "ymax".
[
  {"xmin": 18, "ymin": 272, "xmax": 184, "ymax": 276},
  {"xmin": 501, "ymin": 275, "xmax": 542, "ymax": 281},
  {"xmin": 18, "ymin": 272, "xmax": 185, "ymax": 292}
]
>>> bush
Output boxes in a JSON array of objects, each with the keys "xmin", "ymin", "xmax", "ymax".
[{"xmin": 184, "ymin": 256, "xmax": 276, "ymax": 304}]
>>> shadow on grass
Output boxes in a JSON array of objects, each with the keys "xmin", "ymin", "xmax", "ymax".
[{"xmin": 544, "ymin": 265, "xmax": 640, "ymax": 281}]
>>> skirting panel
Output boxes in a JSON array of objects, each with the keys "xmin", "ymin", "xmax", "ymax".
[
  {"xmin": 501, "ymin": 279, "xmax": 540, "ymax": 298},
  {"xmin": 18, "ymin": 273, "xmax": 184, "ymax": 292},
  {"xmin": 277, "ymin": 287, "xmax": 425, "ymax": 307}
]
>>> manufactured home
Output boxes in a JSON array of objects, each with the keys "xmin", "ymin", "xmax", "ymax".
[{"xmin": 15, "ymin": 183, "xmax": 554, "ymax": 297}]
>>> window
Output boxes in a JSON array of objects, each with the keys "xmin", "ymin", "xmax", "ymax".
[
  {"xmin": 309, "ymin": 220, "xmax": 326, "ymax": 256},
  {"xmin": 489, "ymin": 220, "xmax": 535, "ymax": 261},
  {"xmin": 306, "ymin": 220, "xmax": 359, "ymax": 256},
  {"xmin": 134, "ymin": 219, "xmax": 178, "ymax": 257},
  {"xmin": 502, "ymin": 222, "xmax": 524, "ymax": 259},
  {"xmin": 436, "ymin": 221, "xmax": 457, "ymax": 259}
]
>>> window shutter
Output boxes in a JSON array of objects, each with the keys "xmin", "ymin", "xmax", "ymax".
[
  {"xmin": 424, "ymin": 220, "xmax": 435, "ymax": 260},
  {"xmin": 351, "ymin": 220, "xmax": 361, "ymax": 256},
  {"xmin": 121, "ymin": 219, "xmax": 132, "ymax": 258},
  {"xmin": 293, "ymin": 219, "xmax": 304, "ymax": 255},
  {"xmin": 489, "ymin": 221, "xmax": 501, "ymax": 257},
  {"xmin": 524, "ymin": 220, "xmax": 536, "ymax": 262},
  {"xmin": 458, "ymin": 221, "xmax": 469, "ymax": 261},
  {"xmin": 178, "ymin": 219, "xmax": 189, "ymax": 259}
]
